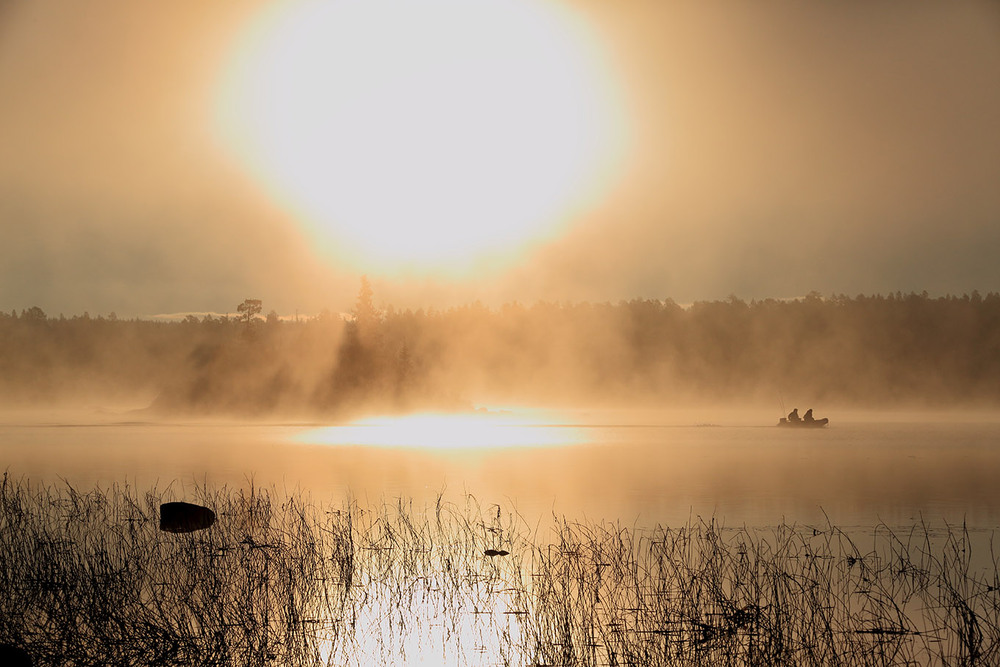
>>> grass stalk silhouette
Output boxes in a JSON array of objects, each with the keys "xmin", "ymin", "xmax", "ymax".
[{"xmin": 1, "ymin": 474, "xmax": 998, "ymax": 665}]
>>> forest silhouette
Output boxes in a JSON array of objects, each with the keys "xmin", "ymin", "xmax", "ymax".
[{"xmin": 2, "ymin": 286, "xmax": 999, "ymax": 417}]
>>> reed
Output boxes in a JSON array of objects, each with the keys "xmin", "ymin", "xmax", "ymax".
[{"xmin": 1, "ymin": 474, "xmax": 997, "ymax": 666}]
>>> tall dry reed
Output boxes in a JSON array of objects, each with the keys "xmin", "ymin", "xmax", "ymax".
[{"xmin": 1, "ymin": 474, "xmax": 997, "ymax": 665}]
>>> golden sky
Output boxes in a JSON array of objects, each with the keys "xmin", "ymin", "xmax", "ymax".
[{"xmin": 1, "ymin": 0, "xmax": 998, "ymax": 317}]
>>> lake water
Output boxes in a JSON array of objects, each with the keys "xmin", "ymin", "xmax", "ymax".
[{"xmin": 4, "ymin": 406, "xmax": 999, "ymax": 533}]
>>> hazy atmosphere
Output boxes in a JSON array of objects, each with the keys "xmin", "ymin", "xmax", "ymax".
[
  {"xmin": 4, "ymin": 2, "xmax": 1000, "ymax": 664},
  {"xmin": 2, "ymin": 0, "xmax": 998, "ymax": 318}
]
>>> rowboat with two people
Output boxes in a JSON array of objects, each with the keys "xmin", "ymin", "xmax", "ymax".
[{"xmin": 778, "ymin": 407, "xmax": 829, "ymax": 427}]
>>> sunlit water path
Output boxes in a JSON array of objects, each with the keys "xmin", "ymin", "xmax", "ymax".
[
  {"xmin": 5, "ymin": 408, "xmax": 1000, "ymax": 665},
  {"xmin": 4, "ymin": 407, "xmax": 999, "ymax": 531}
]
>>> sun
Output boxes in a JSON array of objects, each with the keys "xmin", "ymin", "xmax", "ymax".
[{"xmin": 216, "ymin": 0, "xmax": 627, "ymax": 275}]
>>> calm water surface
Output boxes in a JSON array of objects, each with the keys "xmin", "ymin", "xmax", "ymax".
[{"xmin": 3, "ymin": 407, "xmax": 999, "ymax": 531}]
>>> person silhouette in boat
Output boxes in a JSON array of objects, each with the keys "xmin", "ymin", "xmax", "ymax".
[
  {"xmin": 803, "ymin": 408, "xmax": 815, "ymax": 423},
  {"xmin": 788, "ymin": 408, "xmax": 801, "ymax": 422}
]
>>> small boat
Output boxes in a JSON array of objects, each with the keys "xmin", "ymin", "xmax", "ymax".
[{"xmin": 777, "ymin": 417, "xmax": 829, "ymax": 428}]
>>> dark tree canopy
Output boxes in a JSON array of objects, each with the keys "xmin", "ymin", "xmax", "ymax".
[
  {"xmin": 237, "ymin": 299, "xmax": 262, "ymax": 325},
  {"xmin": 1, "ymin": 290, "xmax": 999, "ymax": 415}
]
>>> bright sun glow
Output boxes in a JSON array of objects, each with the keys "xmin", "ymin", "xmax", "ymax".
[
  {"xmin": 294, "ymin": 412, "xmax": 582, "ymax": 450},
  {"xmin": 216, "ymin": 0, "xmax": 627, "ymax": 274}
]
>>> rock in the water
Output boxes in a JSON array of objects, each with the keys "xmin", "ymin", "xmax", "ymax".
[
  {"xmin": 0, "ymin": 643, "xmax": 32, "ymax": 666},
  {"xmin": 159, "ymin": 501, "xmax": 216, "ymax": 533}
]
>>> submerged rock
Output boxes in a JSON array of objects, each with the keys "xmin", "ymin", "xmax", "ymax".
[
  {"xmin": 0, "ymin": 644, "xmax": 32, "ymax": 666},
  {"xmin": 159, "ymin": 501, "xmax": 216, "ymax": 533}
]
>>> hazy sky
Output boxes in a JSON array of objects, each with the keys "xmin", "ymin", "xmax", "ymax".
[{"xmin": 2, "ymin": 0, "xmax": 998, "ymax": 317}]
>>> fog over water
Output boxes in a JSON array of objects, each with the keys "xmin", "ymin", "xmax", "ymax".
[
  {"xmin": 3, "ymin": 292, "xmax": 1000, "ymax": 417},
  {"xmin": 3, "ymin": 292, "xmax": 1000, "ymax": 534},
  {"xmin": 4, "ymin": 407, "xmax": 1000, "ymax": 532}
]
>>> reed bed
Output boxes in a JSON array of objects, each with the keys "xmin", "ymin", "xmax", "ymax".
[{"xmin": 1, "ymin": 474, "xmax": 998, "ymax": 666}]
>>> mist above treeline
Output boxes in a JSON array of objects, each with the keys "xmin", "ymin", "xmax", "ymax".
[{"xmin": 2, "ymin": 283, "xmax": 999, "ymax": 417}]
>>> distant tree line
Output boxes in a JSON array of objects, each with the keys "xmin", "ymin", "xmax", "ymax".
[{"xmin": 1, "ymin": 288, "xmax": 999, "ymax": 415}]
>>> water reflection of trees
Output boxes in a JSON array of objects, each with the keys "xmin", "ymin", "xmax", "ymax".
[
  {"xmin": 1, "ymin": 290, "xmax": 998, "ymax": 414},
  {"xmin": 2, "ymin": 477, "xmax": 998, "ymax": 665}
]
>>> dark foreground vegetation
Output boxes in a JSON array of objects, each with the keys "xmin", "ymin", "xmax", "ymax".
[
  {"xmin": 2, "ymin": 477, "xmax": 999, "ymax": 666},
  {"xmin": 2, "ymin": 288, "xmax": 1000, "ymax": 415}
]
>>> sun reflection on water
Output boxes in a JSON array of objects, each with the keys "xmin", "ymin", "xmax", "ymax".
[{"xmin": 294, "ymin": 412, "xmax": 584, "ymax": 450}]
